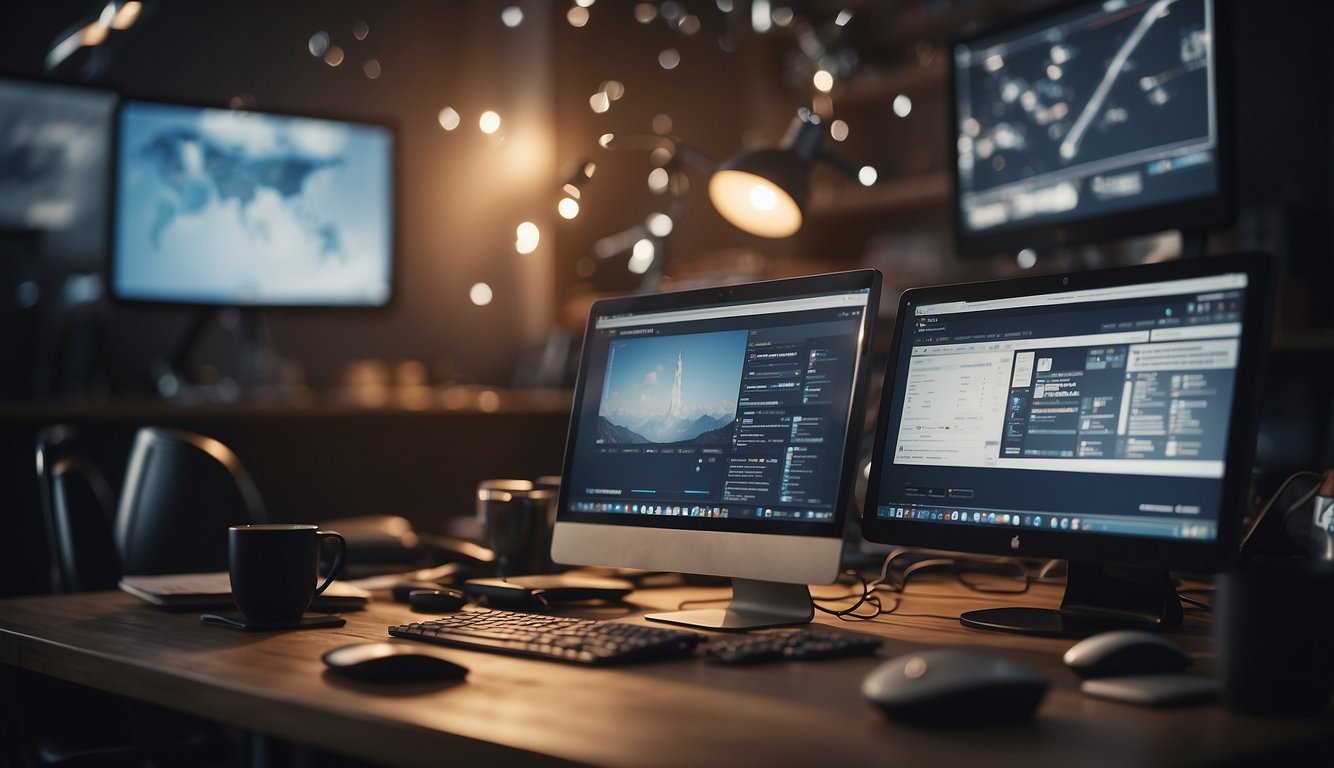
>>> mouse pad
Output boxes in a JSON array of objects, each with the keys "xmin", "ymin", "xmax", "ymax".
[{"xmin": 200, "ymin": 612, "xmax": 347, "ymax": 631}]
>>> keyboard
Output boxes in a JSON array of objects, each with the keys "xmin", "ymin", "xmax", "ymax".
[
  {"xmin": 705, "ymin": 629, "xmax": 882, "ymax": 665},
  {"xmin": 388, "ymin": 608, "xmax": 705, "ymax": 665}
]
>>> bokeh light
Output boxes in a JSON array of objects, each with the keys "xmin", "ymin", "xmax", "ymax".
[
  {"xmin": 658, "ymin": 49, "xmax": 681, "ymax": 70},
  {"xmin": 558, "ymin": 197, "xmax": 580, "ymax": 219},
  {"xmin": 628, "ymin": 239, "xmax": 656, "ymax": 274},
  {"xmin": 479, "ymin": 110, "xmax": 502, "ymax": 134},
  {"xmin": 647, "ymin": 167, "xmax": 670, "ymax": 193},
  {"xmin": 516, "ymin": 222, "xmax": 541, "ymax": 254},
  {"xmin": 469, "ymin": 282, "xmax": 493, "ymax": 306},
  {"xmin": 308, "ymin": 32, "xmax": 330, "ymax": 57},
  {"xmin": 647, "ymin": 212, "xmax": 674, "ymax": 237},
  {"xmin": 438, "ymin": 107, "xmax": 461, "ymax": 131},
  {"xmin": 858, "ymin": 165, "xmax": 878, "ymax": 186},
  {"xmin": 501, "ymin": 6, "xmax": 524, "ymax": 27}
]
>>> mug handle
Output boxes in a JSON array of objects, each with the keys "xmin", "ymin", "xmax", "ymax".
[{"xmin": 313, "ymin": 530, "xmax": 347, "ymax": 596}]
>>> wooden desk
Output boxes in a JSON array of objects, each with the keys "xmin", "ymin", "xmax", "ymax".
[{"xmin": 1, "ymin": 579, "xmax": 1331, "ymax": 767}]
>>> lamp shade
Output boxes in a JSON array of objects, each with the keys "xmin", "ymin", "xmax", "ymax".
[
  {"xmin": 708, "ymin": 109, "xmax": 825, "ymax": 238},
  {"xmin": 709, "ymin": 149, "xmax": 809, "ymax": 238}
]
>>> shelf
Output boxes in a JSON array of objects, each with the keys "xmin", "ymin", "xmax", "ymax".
[
  {"xmin": 835, "ymin": 58, "xmax": 947, "ymax": 107},
  {"xmin": 808, "ymin": 172, "xmax": 950, "ymax": 217}
]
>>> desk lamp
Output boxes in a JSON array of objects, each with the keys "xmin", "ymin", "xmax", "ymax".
[{"xmin": 708, "ymin": 108, "xmax": 838, "ymax": 238}]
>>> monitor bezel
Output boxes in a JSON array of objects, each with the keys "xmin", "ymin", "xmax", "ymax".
[
  {"xmin": 107, "ymin": 96, "xmax": 399, "ymax": 310},
  {"xmin": 949, "ymin": 0, "xmax": 1235, "ymax": 256},
  {"xmin": 861, "ymin": 253, "xmax": 1274, "ymax": 574},
  {"xmin": 552, "ymin": 269, "xmax": 881, "ymax": 584}
]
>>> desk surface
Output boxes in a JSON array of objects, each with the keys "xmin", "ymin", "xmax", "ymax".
[{"xmin": 1, "ymin": 578, "xmax": 1331, "ymax": 768}]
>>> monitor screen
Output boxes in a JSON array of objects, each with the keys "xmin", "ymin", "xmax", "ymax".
[
  {"xmin": 0, "ymin": 77, "xmax": 116, "ymax": 265},
  {"xmin": 111, "ymin": 100, "xmax": 394, "ymax": 307},
  {"xmin": 553, "ymin": 270, "xmax": 880, "ymax": 629},
  {"xmin": 864, "ymin": 254, "xmax": 1273, "ymax": 584},
  {"xmin": 952, "ymin": 0, "xmax": 1228, "ymax": 253}
]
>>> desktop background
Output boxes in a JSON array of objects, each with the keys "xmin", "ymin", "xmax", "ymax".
[
  {"xmin": 112, "ymin": 102, "xmax": 392, "ymax": 305},
  {"xmin": 597, "ymin": 329, "xmax": 747, "ymax": 444}
]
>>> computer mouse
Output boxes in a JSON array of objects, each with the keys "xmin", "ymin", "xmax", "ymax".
[
  {"xmin": 408, "ymin": 588, "xmax": 468, "ymax": 614},
  {"xmin": 1063, "ymin": 630, "xmax": 1191, "ymax": 679},
  {"xmin": 862, "ymin": 649, "xmax": 1049, "ymax": 726},
  {"xmin": 392, "ymin": 581, "xmax": 447, "ymax": 603},
  {"xmin": 322, "ymin": 642, "xmax": 468, "ymax": 683}
]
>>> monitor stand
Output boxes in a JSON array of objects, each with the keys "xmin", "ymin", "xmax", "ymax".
[
  {"xmin": 645, "ymin": 578, "xmax": 813, "ymax": 632},
  {"xmin": 958, "ymin": 561, "xmax": 1183, "ymax": 638},
  {"xmin": 156, "ymin": 307, "xmax": 281, "ymax": 399}
]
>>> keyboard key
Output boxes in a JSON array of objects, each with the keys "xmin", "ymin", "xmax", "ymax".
[
  {"xmin": 705, "ymin": 629, "xmax": 882, "ymax": 665},
  {"xmin": 388, "ymin": 608, "xmax": 704, "ymax": 665}
]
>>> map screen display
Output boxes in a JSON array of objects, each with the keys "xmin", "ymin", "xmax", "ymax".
[
  {"xmin": 112, "ymin": 101, "xmax": 393, "ymax": 306},
  {"xmin": 954, "ymin": 0, "xmax": 1219, "ymax": 238}
]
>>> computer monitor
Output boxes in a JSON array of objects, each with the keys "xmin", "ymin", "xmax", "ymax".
[
  {"xmin": 952, "ymin": 0, "xmax": 1231, "ymax": 255},
  {"xmin": 0, "ymin": 76, "xmax": 116, "ymax": 264},
  {"xmin": 863, "ymin": 253, "xmax": 1273, "ymax": 637},
  {"xmin": 552, "ymin": 270, "xmax": 881, "ymax": 630},
  {"xmin": 110, "ymin": 99, "xmax": 394, "ymax": 307}
]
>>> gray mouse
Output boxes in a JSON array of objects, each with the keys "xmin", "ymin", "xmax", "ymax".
[
  {"xmin": 322, "ymin": 642, "xmax": 469, "ymax": 683},
  {"xmin": 1062, "ymin": 630, "xmax": 1191, "ymax": 679},
  {"xmin": 862, "ymin": 648, "xmax": 1049, "ymax": 725}
]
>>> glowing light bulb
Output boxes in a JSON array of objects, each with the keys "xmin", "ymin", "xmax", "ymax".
[{"xmin": 748, "ymin": 184, "xmax": 778, "ymax": 211}]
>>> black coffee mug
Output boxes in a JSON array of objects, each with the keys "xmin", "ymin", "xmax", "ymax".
[
  {"xmin": 228, "ymin": 524, "xmax": 347, "ymax": 624},
  {"xmin": 477, "ymin": 479, "xmax": 557, "ymax": 577},
  {"xmin": 1216, "ymin": 557, "xmax": 1334, "ymax": 716}
]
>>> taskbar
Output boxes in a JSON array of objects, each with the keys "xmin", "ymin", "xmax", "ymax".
[
  {"xmin": 876, "ymin": 504, "xmax": 1215, "ymax": 540},
  {"xmin": 570, "ymin": 499, "xmax": 836, "ymax": 522}
]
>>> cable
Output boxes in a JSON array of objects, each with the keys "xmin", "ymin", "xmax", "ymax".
[{"xmin": 1240, "ymin": 470, "xmax": 1322, "ymax": 553}]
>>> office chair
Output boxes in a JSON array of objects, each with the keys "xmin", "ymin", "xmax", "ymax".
[
  {"xmin": 17, "ymin": 426, "xmax": 236, "ymax": 767},
  {"xmin": 116, "ymin": 426, "xmax": 267, "ymax": 575},
  {"xmin": 36, "ymin": 425, "xmax": 120, "ymax": 593}
]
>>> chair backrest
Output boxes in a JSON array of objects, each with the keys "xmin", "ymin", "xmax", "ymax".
[
  {"xmin": 36, "ymin": 425, "xmax": 119, "ymax": 593},
  {"xmin": 50, "ymin": 457, "xmax": 121, "ymax": 592},
  {"xmin": 115, "ymin": 427, "xmax": 266, "ymax": 575}
]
